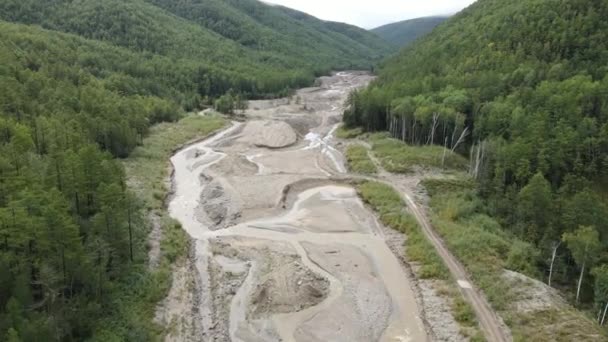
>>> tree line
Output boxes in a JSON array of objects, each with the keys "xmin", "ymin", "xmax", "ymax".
[
  {"xmin": 0, "ymin": 2, "xmax": 385, "ymax": 338},
  {"xmin": 0, "ymin": 0, "xmax": 385, "ymax": 339},
  {"xmin": 343, "ymin": 0, "xmax": 608, "ymax": 320}
]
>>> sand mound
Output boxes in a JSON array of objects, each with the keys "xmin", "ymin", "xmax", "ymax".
[{"xmin": 239, "ymin": 120, "xmax": 297, "ymax": 148}]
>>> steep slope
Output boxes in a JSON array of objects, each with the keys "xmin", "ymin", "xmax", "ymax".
[
  {"xmin": 345, "ymin": 0, "xmax": 608, "ymax": 339},
  {"xmin": 146, "ymin": 0, "xmax": 393, "ymax": 67},
  {"xmin": 372, "ymin": 16, "xmax": 448, "ymax": 46},
  {"xmin": 0, "ymin": 0, "xmax": 392, "ymax": 82},
  {"xmin": 0, "ymin": 1, "xmax": 392, "ymax": 341}
]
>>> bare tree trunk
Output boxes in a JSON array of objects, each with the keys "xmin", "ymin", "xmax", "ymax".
[
  {"xmin": 451, "ymin": 127, "xmax": 469, "ymax": 152},
  {"xmin": 470, "ymin": 140, "xmax": 485, "ymax": 179},
  {"xmin": 576, "ymin": 261, "xmax": 585, "ymax": 304},
  {"xmin": 412, "ymin": 117, "xmax": 417, "ymax": 145},
  {"xmin": 401, "ymin": 117, "xmax": 406, "ymax": 142},
  {"xmin": 474, "ymin": 141, "xmax": 482, "ymax": 177},
  {"xmin": 479, "ymin": 141, "xmax": 486, "ymax": 177},
  {"xmin": 442, "ymin": 137, "xmax": 448, "ymax": 168},
  {"xmin": 428, "ymin": 113, "xmax": 439, "ymax": 145},
  {"xmin": 548, "ymin": 242, "xmax": 560, "ymax": 287},
  {"xmin": 469, "ymin": 141, "xmax": 476, "ymax": 176},
  {"xmin": 601, "ymin": 301, "xmax": 608, "ymax": 325}
]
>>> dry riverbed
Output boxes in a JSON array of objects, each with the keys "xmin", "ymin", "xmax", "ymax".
[{"xmin": 161, "ymin": 72, "xmax": 431, "ymax": 341}]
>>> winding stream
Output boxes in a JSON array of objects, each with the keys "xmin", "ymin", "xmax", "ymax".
[{"xmin": 167, "ymin": 72, "xmax": 428, "ymax": 342}]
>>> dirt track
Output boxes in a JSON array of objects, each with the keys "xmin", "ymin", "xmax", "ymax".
[
  {"xmin": 163, "ymin": 72, "xmax": 431, "ymax": 341},
  {"xmin": 363, "ymin": 157, "xmax": 512, "ymax": 342}
]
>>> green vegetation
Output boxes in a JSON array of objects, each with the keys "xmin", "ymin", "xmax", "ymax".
[
  {"xmin": 345, "ymin": 145, "xmax": 377, "ymax": 174},
  {"xmin": 369, "ymin": 133, "xmax": 467, "ymax": 173},
  {"xmin": 214, "ymin": 91, "xmax": 248, "ymax": 115},
  {"xmin": 335, "ymin": 126, "xmax": 364, "ymax": 139},
  {"xmin": 357, "ymin": 181, "xmax": 483, "ymax": 337},
  {"xmin": 0, "ymin": 0, "xmax": 391, "ymax": 339},
  {"xmin": 423, "ymin": 178, "xmax": 605, "ymax": 341},
  {"xmin": 0, "ymin": 0, "xmax": 392, "ymax": 103},
  {"xmin": 344, "ymin": 0, "xmax": 608, "ymax": 328},
  {"xmin": 148, "ymin": 0, "xmax": 393, "ymax": 67},
  {"xmin": 372, "ymin": 16, "xmax": 448, "ymax": 47},
  {"xmin": 108, "ymin": 114, "xmax": 225, "ymax": 341},
  {"xmin": 124, "ymin": 115, "xmax": 226, "ymax": 210},
  {"xmin": 357, "ymin": 181, "xmax": 448, "ymax": 280},
  {"xmin": 0, "ymin": 23, "xmax": 164, "ymax": 336},
  {"xmin": 122, "ymin": 115, "xmax": 225, "ymax": 333},
  {"xmin": 424, "ymin": 178, "xmax": 530, "ymax": 308}
]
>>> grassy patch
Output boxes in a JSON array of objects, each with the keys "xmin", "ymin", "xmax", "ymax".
[
  {"xmin": 357, "ymin": 181, "xmax": 448, "ymax": 280},
  {"xmin": 421, "ymin": 178, "xmax": 606, "ymax": 341},
  {"xmin": 357, "ymin": 181, "xmax": 485, "ymax": 337},
  {"xmin": 335, "ymin": 126, "xmax": 364, "ymax": 139},
  {"xmin": 424, "ymin": 178, "xmax": 527, "ymax": 312},
  {"xmin": 95, "ymin": 114, "xmax": 226, "ymax": 340},
  {"xmin": 452, "ymin": 296, "xmax": 477, "ymax": 327},
  {"xmin": 345, "ymin": 144, "xmax": 377, "ymax": 174},
  {"xmin": 368, "ymin": 133, "xmax": 467, "ymax": 173},
  {"xmin": 423, "ymin": 178, "xmax": 476, "ymax": 197},
  {"xmin": 511, "ymin": 308, "xmax": 604, "ymax": 342},
  {"xmin": 124, "ymin": 115, "xmax": 226, "ymax": 209}
]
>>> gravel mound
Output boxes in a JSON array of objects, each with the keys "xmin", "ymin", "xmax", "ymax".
[{"xmin": 240, "ymin": 120, "xmax": 297, "ymax": 149}]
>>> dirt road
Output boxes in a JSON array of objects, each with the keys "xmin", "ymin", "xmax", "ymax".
[
  {"xmin": 341, "ymin": 148, "xmax": 511, "ymax": 341},
  {"xmin": 164, "ymin": 72, "xmax": 429, "ymax": 341},
  {"xmin": 402, "ymin": 191, "xmax": 510, "ymax": 342}
]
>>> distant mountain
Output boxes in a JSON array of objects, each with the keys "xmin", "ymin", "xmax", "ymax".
[
  {"xmin": 146, "ymin": 0, "xmax": 393, "ymax": 64},
  {"xmin": 372, "ymin": 16, "xmax": 448, "ymax": 46},
  {"xmin": 0, "ymin": 0, "xmax": 394, "ymax": 102}
]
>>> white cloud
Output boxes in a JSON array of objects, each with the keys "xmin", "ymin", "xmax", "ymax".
[{"xmin": 264, "ymin": 0, "xmax": 478, "ymax": 28}]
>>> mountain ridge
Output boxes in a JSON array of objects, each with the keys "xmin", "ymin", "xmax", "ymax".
[{"xmin": 372, "ymin": 16, "xmax": 448, "ymax": 46}]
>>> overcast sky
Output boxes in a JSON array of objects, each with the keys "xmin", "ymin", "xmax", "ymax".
[{"xmin": 264, "ymin": 0, "xmax": 477, "ymax": 29}]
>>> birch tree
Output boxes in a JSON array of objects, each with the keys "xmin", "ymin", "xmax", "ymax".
[
  {"xmin": 592, "ymin": 265, "xmax": 608, "ymax": 325},
  {"xmin": 563, "ymin": 226, "xmax": 602, "ymax": 304},
  {"xmin": 548, "ymin": 241, "xmax": 561, "ymax": 287}
]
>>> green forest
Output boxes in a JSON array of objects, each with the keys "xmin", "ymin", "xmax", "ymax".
[
  {"xmin": 372, "ymin": 16, "xmax": 448, "ymax": 47},
  {"xmin": 344, "ymin": 0, "xmax": 608, "ymax": 321},
  {"xmin": 0, "ymin": 0, "xmax": 391, "ymax": 340},
  {"xmin": 3, "ymin": 0, "xmax": 608, "ymax": 339}
]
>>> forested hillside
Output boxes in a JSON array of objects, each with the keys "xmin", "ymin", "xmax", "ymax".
[
  {"xmin": 372, "ymin": 16, "xmax": 448, "ymax": 46},
  {"xmin": 147, "ymin": 0, "xmax": 391, "ymax": 65},
  {"xmin": 345, "ymin": 0, "xmax": 608, "ymax": 322},
  {"xmin": 0, "ymin": 0, "xmax": 393, "ymax": 102},
  {"xmin": 0, "ymin": 0, "xmax": 391, "ymax": 340}
]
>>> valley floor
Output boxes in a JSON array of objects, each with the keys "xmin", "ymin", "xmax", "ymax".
[{"xmin": 160, "ymin": 72, "xmax": 433, "ymax": 341}]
